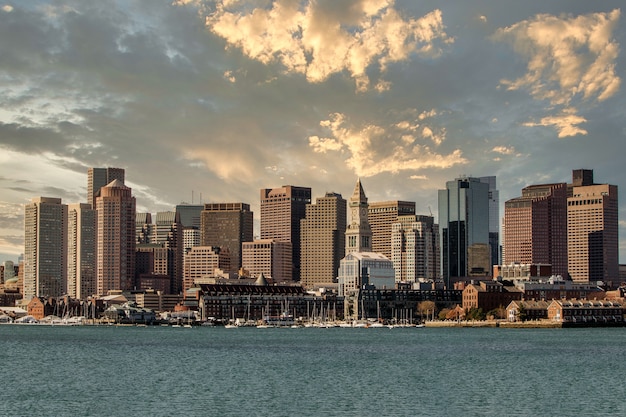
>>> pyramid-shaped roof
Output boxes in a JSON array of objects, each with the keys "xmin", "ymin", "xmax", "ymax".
[
  {"xmin": 104, "ymin": 179, "xmax": 129, "ymax": 189},
  {"xmin": 351, "ymin": 178, "xmax": 367, "ymax": 203}
]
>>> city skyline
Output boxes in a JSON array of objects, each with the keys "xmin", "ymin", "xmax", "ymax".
[{"xmin": 1, "ymin": 1, "xmax": 625, "ymax": 263}]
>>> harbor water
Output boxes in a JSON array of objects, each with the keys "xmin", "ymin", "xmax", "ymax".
[{"xmin": 1, "ymin": 325, "xmax": 625, "ymax": 416}]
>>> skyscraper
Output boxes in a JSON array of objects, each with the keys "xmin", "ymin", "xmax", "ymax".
[
  {"xmin": 96, "ymin": 179, "xmax": 136, "ymax": 295},
  {"xmin": 479, "ymin": 176, "xmax": 500, "ymax": 270},
  {"xmin": 368, "ymin": 200, "xmax": 415, "ymax": 259},
  {"xmin": 391, "ymin": 215, "xmax": 439, "ymax": 283},
  {"xmin": 67, "ymin": 203, "xmax": 96, "ymax": 299},
  {"xmin": 201, "ymin": 203, "xmax": 253, "ymax": 275},
  {"xmin": 438, "ymin": 177, "xmax": 491, "ymax": 287},
  {"xmin": 300, "ymin": 192, "xmax": 347, "ymax": 289},
  {"xmin": 136, "ymin": 212, "xmax": 153, "ymax": 244},
  {"xmin": 260, "ymin": 185, "xmax": 311, "ymax": 281},
  {"xmin": 567, "ymin": 169, "xmax": 618, "ymax": 283},
  {"xmin": 153, "ymin": 211, "xmax": 184, "ymax": 294},
  {"xmin": 502, "ymin": 183, "xmax": 568, "ymax": 277},
  {"xmin": 87, "ymin": 167, "xmax": 125, "ymax": 208},
  {"xmin": 23, "ymin": 197, "xmax": 68, "ymax": 299}
]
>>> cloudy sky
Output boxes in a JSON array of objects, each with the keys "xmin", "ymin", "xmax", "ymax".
[{"xmin": 1, "ymin": 0, "xmax": 625, "ymax": 264}]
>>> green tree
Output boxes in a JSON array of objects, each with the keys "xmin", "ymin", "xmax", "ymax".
[{"xmin": 466, "ymin": 307, "xmax": 485, "ymax": 321}]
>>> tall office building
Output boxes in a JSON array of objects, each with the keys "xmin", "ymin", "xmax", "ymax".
[
  {"xmin": 438, "ymin": 177, "xmax": 491, "ymax": 287},
  {"xmin": 391, "ymin": 215, "xmax": 439, "ymax": 283},
  {"xmin": 183, "ymin": 246, "xmax": 231, "ymax": 290},
  {"xmin": 567, "ymin": 169, "xmax": 618, "ymax": 283},
  {"xmin": 153, "ymin": 211, "xmax": 184, "ymax": 294},
  {"xmin": 502, "ymin": 183, "xmax": 568, "ymax": 277},
  {"xmin": 67, "ymin": 203, "xmax": 96, "ymax": 299},
  {"xmin": 368, "ymin": 200, "xmax": 415, "ymax": 259},
  {"xmin": 201, "ymin": 203, "xmax": 253, "ymax": 275},
  {"xmin": 300, "ymin": 192, "xmax": 347, "ymax": 289},
  {"xmin": 345, "ymin": 179, "xmax": 372, "ymax": 254},
  {"xmin": 242, "ymin": 239, "xmax": 292, "ymax": 283},
  {"xmin": 96, "ymin": 179, "xmax": 136, "ymax": 295},
  {"xmin": 479, "ymin": 176, "xmax": 500, "ymax": 270},
  {"xmin": 260, "ymin": 185, "xmax": 311, "ymax": 281},
  {"xmin": 23, "ymin": 197, "xmax": 68, "ymax": 299},
  {"xmin": 87, "ymin": 167, "xmax": 125, "ymax": 208},
  {"xmin": 175, "ymin": 204, "xmax": 204, "ymax": 230}
]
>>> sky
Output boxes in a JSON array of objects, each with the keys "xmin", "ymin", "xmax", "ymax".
[{"xmin": 1, "ymin": 0, "xmax": 625, "ymax": 264}]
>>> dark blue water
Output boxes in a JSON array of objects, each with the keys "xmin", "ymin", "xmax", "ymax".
[{"xmin": 1, "ymin": 325, "xmax": 624, "ymax": 416}]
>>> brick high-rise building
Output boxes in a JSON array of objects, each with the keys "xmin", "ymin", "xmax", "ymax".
[
  {"xmin": 503, "ymin": 183, "xmax": 568, "ymax": 278},
  {"xmin": 153, "ymin": 211, "xmax": 184, "ymax": 294},
  {"xmin": 242, "ymin": 239, "xmax": 292, "ymax": 284},
  {"xmin": 260, "ymin": 185, "xmax": 311, "ymax": 281},
  {"xmin": 300, "ymin": 192, "xmax": 347, "ymax": 289},
  {"xmin": 87, "ymin": 167, "xmax": 125, "ymax": 208},
  {"xmin": 96, "ymin": 179, "xmax": 136, "ymax": 295},
  {"xmin": 201, "ymin": 203, "xmax": 253, "ymax": 275},
  {"xmin": 23, "ymin": 197, "xmax": 68, "ymax": 299},
  {"xmin": 67, "ymin": 203, "xmax": 96, "ymax": 299},
  {"xmin": 368, "ymin": 200, "xmax": 415, "ymax": 259},
  {"xmin": 567, "ymin": 169, "xmax": 618, "ymax": 283}
]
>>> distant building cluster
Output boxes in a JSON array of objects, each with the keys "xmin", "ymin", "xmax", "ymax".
[{"xmin": 0, "ymin": 167, "xmax": 622, "ymax": 325}]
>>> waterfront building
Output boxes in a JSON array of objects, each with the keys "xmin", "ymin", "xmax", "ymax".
[
  {"xmin": 438, "ymin": 177, "xmax": 491, "ymax": 287},
  {"xmin": 567, "ymin": 169, "xmax": 619, "ymax": 283},
  {"xmin": 183, "ymin": 246, "xmax": 231, "ymax": 291},
  {"xmin": 512, "ymin": 277, "xmax": 604, "ymax": 301},
  {"xmin": 260, "ymin": 185, "xmax": 311, "ymax": 281},
  {"xmin": 368, "ymin": 200, "xmax": 415, "ymax": 259},
  {"xmin": 200, "ymin": 203, "xmax": 253, "ymax": 275},
  {"xmin": 391, "ymin": 215, "xmax": 439, "ymax": 283},
  {"xmin": 153, "ymin": 211, "xmax": 184, "ymax": 294},
  {"xmin": 462, "ymin": 281, "xmax": 523, "ymax": 314},
  {"xmin": 242, "ymin": 239, "xmax": 292, "ymax": 284},
  {"xmin": 547, "ymin": 299, "xmax": 623, "ymax": 324},
  {"xmin": 300, "ymin": 192, "xmax": 347, "ymax": 289},
  {"xmin": 338, "ymin": 180, "xmax": 394, "ymax": 297},
  {"xmin": 87, "ymin": 167, "xmax": 125, "ymax": 209},
  {"xmin": 23, "ymin": 197, "xmax": 68, "ymax": 299},
  {"xmin": 503, "ymin": 182, "xmax": 568, "ymax": 278},
  {"xmin": 96, "ymin": 180, "xmax": 136, "ymax": 295},
  {"xmin": 67, "ymin": 203, "xmax": 96, "ymax": 299},
  {"xmin": 506, "ymin": 300, "xmax": 550, "ymax": 322}
]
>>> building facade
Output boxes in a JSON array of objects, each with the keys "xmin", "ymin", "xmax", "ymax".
[
  {"xmin": 345, "ymin": 179, "xmax": 372, "ymax": 254},
  {"xmin": 200, "ymin": 203, "xmax": 253, "ymax": 275},
  {"xmin": 242, "ymin": 239, "xmax": 292, "ymax": 283},
  {"xmin": 299, "ymin": 192, "xmax": 347, "ymax": 289},
  {"xmin": 67, "ymin": 203, "xmax": 95, "ymax": 299},
  {"xmin": 391, "ymin": 215, "xmax": 439, "ymax": 283},
  {"xmin": 567, "ymin": 169, "xmax": 618, "ymax": 283},
  {"xmin": 503, "ymin": 183, "xmax": 568, "ymax": 278},
  {"xmin": 23, "ymin": 197, "xmax": 68, "ymax": 299},
  {"xmin": 368, "ymin": 200, "xmax": 415, "ymax": 259},
  {"xmin": 260, "ymin": 185, "xmax": 311, "ymax": 281},
  {"xmin": 438, "ymin": 177, "xmax": 491, "ymax": 287},
  {"xmin": 183, "ymin": 246, "xmax": 231, "ymax": 291},
  {"xmin": 153, "ymin": 211, "xmax": 184, "ymax": 294},
  {"xmin": 96, "ymin": 179, "xmax": 136, "ymax": 295}
]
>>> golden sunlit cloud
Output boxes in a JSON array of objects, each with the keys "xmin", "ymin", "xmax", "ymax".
[
  {"xmin": 204, "ymin": 0, "xmax": 452, "ymax": 91},
  {"xmin": 494, "ymin": 9, "xmax": 620, "ymax": 138},
  {"xmin": 309, "ymin": 112, "xmax": 466, "ymax": 177}
]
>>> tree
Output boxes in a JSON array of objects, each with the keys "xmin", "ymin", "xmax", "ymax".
[
  {"xmin": 466, "ymin": 307, "xmax": 485, "ymax": 321},
  {"xmin": 417, "ymin": 301, "xmax": 436, "ymax": 321}
]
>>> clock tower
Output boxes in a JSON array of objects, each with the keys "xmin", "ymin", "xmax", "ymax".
[{"xmin": 345, "ymin": 178, "xmax": 372, "ymax": 254}]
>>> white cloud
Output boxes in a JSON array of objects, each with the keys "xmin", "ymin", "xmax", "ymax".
[
  {"xmin": 203, "ymin": 0, "xmax": 452, "ymax": 91},
  {"xmin": 2, "ymin": 4, "xmax": 13, "ymax": 13},
  {"xmin": 492, "ymin": 145, "xmax": 516, "ymax": 155},
  {"xmin": 308, "ymin": 112, "xmax": 466, "ymax": 177}
]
